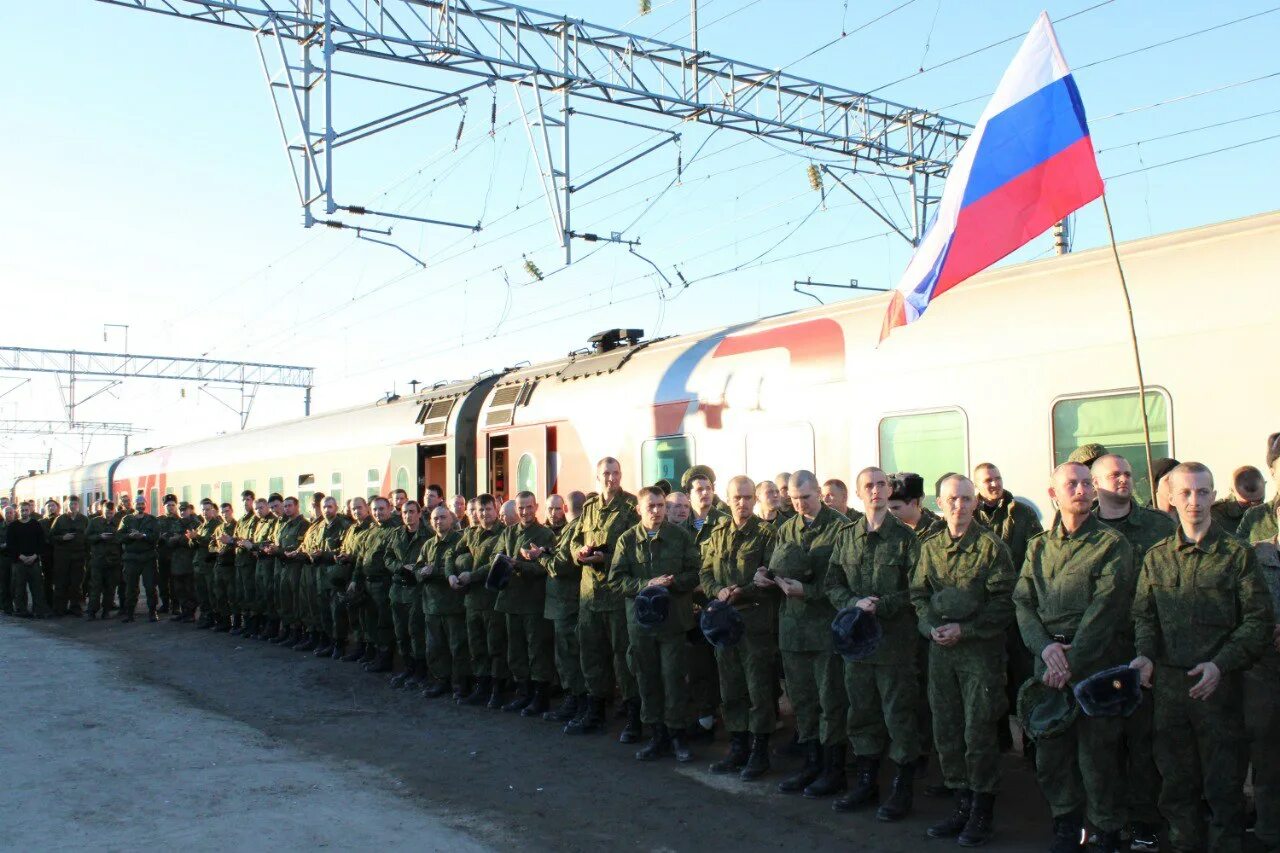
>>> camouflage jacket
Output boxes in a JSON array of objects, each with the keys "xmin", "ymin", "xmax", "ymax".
[
  {"xmin": 773, "ymin": 505, "xmax": 852, "ymax": 653},
  {"xmin": 825, "ymin": 513, "xmax": 921, "ymax": 665},
  {"xmin": 1238, "ymin": 494, "xmax": 1280, "ymax": 544},
  {"xmin": 546, "ymin": 517, "xmax": 583, "ymax": 619},
  {"xmin": 455, "ymin": 522, "xmax": 504, "ymax": 611},
  {"xmin": 699, "ymin": 514, "xmax": 779, "ymax": 633},
  {"xmin": 975, "ymin": 490, "xmax": 1043, "ymax": 570},
  {"xmin": 569, "ymin": 491, "xmax": 639, "ymax": 611},
  {"xmin": 608, "ymin": 521, "xmax": 700, "ymax": 637},
  {"xmin": 494, "ymin": 520, "xmax": 556, "ymax": 616},
  {"xmin": 910, "ymin": 523, "xmax": 1016, "ymax": 646},
  {"xmin": 418, "ymin": 530, "xmax": 467, "ymax": 616}
]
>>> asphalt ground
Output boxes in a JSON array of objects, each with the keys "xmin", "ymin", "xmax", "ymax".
[{"xmin": 0, "ymin": 614, "xmax": 1057, "ymax": 851}]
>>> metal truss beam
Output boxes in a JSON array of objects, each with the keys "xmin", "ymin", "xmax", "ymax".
[
  {"xmin": 0, "ymin": 347, "xmax": 313, "ymax": 389},
  {"xmin": 97, "ymin": 0, "xmax": 973, "ymax": 248},
  {"xmin": 0, "ymin": 420, "xmax": 145, "ymax": 436}
]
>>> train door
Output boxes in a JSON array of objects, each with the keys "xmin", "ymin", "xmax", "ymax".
[
  {"xmin": 488, "ymin": 436, "xmax": 509, "ymax": 501},
  {"xmin": 487, "ymin": 426, "xmax": 549, "ymax": 503},
  {"xmin": 418, "ymin": 443, "xmax": 448, "ymax": 503}
]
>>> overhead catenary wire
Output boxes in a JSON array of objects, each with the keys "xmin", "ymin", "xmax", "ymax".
[
  {"xmin": 1105, "ymin": 131, "xmax": 1280, "ymax": 180},
  {"xmin": 1095, "ymin": 107, "xmax": 1280, "ymax": 153}
]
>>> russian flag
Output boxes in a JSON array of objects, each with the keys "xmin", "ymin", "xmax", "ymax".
[{"xmin": 880, "ymin": 12, "xmax": 1103, "ymax": 342}]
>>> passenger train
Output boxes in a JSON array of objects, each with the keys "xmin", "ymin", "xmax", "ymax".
[{"xmin": 12, "ymin": 210, "xmax": 1278, "ymax": 519}]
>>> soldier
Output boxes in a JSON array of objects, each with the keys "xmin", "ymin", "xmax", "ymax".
[
  {"xmin": 608, "ymin": 485, "xmax": 701, "ymax": 762},
  {"xmin": 165, "ymin": 502, "xmax": 199, "ymax": 622},
  {"xmin": 1131, "ymin": 462, "xmax": 1273, "ymax": 852},
  {"xmin": 331, "ymin": 497, "xmax": 372, "ymax": 659},
  {"xmin": 1236, "ymin": 435, "xmax": 1280, "ymax": 543},
  {"xmin": 451, "ymin": 494, "xmax": 508, "ymax": 705},
  {"xmin": 294, "ymin": 498, "xmax": 325, "ymax": 650},
  {"xmin": 418, "ymin": 504, "xmax": 469, "ymax": 699},
  {"xmin": 826, "ymin": 468, "xmax": 922, "ymax": 820},
  {"xmin": 386, "ymin": 500, "xmax": 431, "ymax": 687},
  {"xmin": 451, "ymin": 494, "xmax": 469, "ymax": 529},
  {"xmin": 154, "ymin": 496, "xmax": 183, "ymax": 616},
  {"xmin": 1248, "ymin": 501, "xmax": 1280, "ymax": 853},
  {"xmin": 683, "ymin": 467, "xmax": 727, "ymax": 742},
  {"xmin": 305, "ymin": 496, "xmax": 350, "ymax": 657},
  {"xmin": 0, "ymin": 504, "xmax": 13, "ymax": 615},
  {"xmin": 665, "ymin": 491, "xmax": 691, "ymax": 526},
  {"xmin": 700, "ymin": 475, "xmax": 778, "ymax": 780},
  {"xmin": 545, "ymin": 494, "xmax": 568, "ymax": 538},
  {"xmin": 1210, "ymin": 465, "xmax": 1265, "ymax": 536},
  {"xmin": 564, "ymin": 458, "xmax": 641, "ymax": 738},
  {"xmin": 1014, "ymin": 462, "xmax": 1136, "ymax": 851},
  {"xmin": 229, "ymin": 491, "xmax": 259, "ymax": 636},
  {"xmin": 764, "ymin": 470, "xmax": 851, "ymax": 798},
  {"xmin": 1151, "ymin": 457, "xmax": 1180, "ymax": 517},
  {"xmin": 499, "ymin": 499, "xmax": 518, "ymax": 527},
  {"xmin": 118, "ymin": 494, "xmax": 160, "ymax": 623},
  {"xmin": 910, "ymin": 474, "xmax": 1016, "ymax": 846},
  {"xmin": 424, "ymin": 484, "xmax": 444, "ymax": 515},
  {"xmin": 822, "ymin": 478, "xmax": 865, "ymax": 524},
  {"xmin": 494, "ymin": 491, "xmax": 557, "ymax": 716},
  {"xmin": 1091, "ymin": 453, "xmax": 1174, "ymax": 850},
  {"xmin": 348, "ymin": 496, "xmax": 398, "ymax": 672},
  {"xmin": 544, "ymin": 490, "xmax": 587, "ymax": 723},
  {"xmin": 887, "ymin": 473, "xmax": 944, "ymax": 540},
  {"xmin": 686, "ymin": 470, "xmax": 729, "ymax": 545},
  {"xmin": 189, "ymin": 502, "xmax": 220, "ymax": 628},
  {"xmin": 391, "ymin": 488, "xmax": 409, "ymax": 515},
  {"xmin": 49, "ymin": 495, "xmax": 88, "ymax": 616},
  {"xmin": 249, "ymin": 496, "xmax": 281, "ymax": 640},
  {"xmin": 269, "ymin": 497, "xmax": 312, "ymax": 648},
  {"xmin": 775, "ymin": 473, "xmax": 796, "ymax": 520},
  {"xmin": 209, "ymin": 502, "xmax": 238, "ymax": 632},
  {"xmin": 8, "ymin": 501, "xmax": 50, "ymax": 618}
]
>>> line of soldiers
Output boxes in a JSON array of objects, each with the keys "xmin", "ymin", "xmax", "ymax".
[{"xmin": 4, "ymin": 435, "xmax": 1280, "ymax": 853}]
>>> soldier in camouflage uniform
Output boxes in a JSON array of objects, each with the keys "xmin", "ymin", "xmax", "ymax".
[
  {"xmin": 565, "ymin": 458, "xmax": 641, "ymax": 738},
  {"xmin": 270, "ymin": 497, "xmax": 312, "ymax": 648},
  {"xmin": 1239, "ymin": 434, "xmax": 1280, "ymax": 544},
  {"xmin": 1132, "ymin": 462, "xmax": 1273, "ymax": 853},
  {"xmin": 191, "ymin": 502, "xmax": 221, "ymax": 628},
  {"xmin": 118, "ymin": 494, "xmax": 160, "ymax": 623},
  {"xmin": 84, "ymin": 500, "xmax": 122, "ymax": 619},
  {"xmin": 333, "ymin": 497, "xmax": 372, "ymax": 660},
  {"xmin": 822, "ymin": 478, "xmax": 865, "ymax": 524},
  {"xmin": 608, "ymin": 486, "xmax": 702, "ymax": 763},
  {"xmin": 1248, "ymin": 501, "xmax": 1280, "ymax": 852},
  {"xmin": 1091, "ymin": 453, "xmax": 1175, "ymax": 849},
  {"xmin": 349, "ymin": 496, "xmax": 398, "ymax": 672},
  {"xmin": 452, "ymin": 494, "xmax": 508, "ymax": 705},
  {"xmin": 1211, "ymin": 465, "xmax": 1265, "ymax": 536},
  {"xmin": 164, "ymin": 502, "xmax": 200, "ymax": 622},
  {"xmin": 494, "ymin": 492, "xmax": 557, "ymax": 716},
  {"xmin": 910, "ymin": 474, "xmax": 1016, "ymax": 846},
  {"xmin": 543, "ymin": 491, "xmax": 586, "ymax": 723},
  {"xmin": 765, "ymin": 470, "xmax": 851, "ymax": 798},
  {"xmin": 305, "ymin": 496, "xmax": 350, "ymax": 657},
  {"xmin": 825, "ymin": 468, "xmax": 922, "ymax": 821},
  {"xmin": 154, "ymin": 496, "xmax": 184, "ymax": 616},
  {"xmin": 229, "ymin": 491, "xmax": 260, "ymax": 636},
  {"xmin": 1014, "ymin": 462, "xmax": 1136, "ymax": 851},
  {"xmin": 701, "ymin": 475, "xmax": 778, "ymax": 780},
  {"xmin": 418, "ymin": 503, "xmax": 469, "ymax": 699},
  {"xmin": 209, "ymin": 503, "xmax": 238, "ymax": 631},
  {"xmin": 684, "ymin": 467, "xmax": 728, "ymax": 742},
  {"xmin": 294, "ymin": 496, "xmax": 328, "ymax": 652},
  {"xmin": 386, "ymin": 500, "xmax": 431, "ymax": 687},
  {"xmin": 49, "ymin": 496, "xmax": 88, "ymax": 617},
  {"xmin": 250, "ymin": 496, "xmax": 282, "ymax": 640}
]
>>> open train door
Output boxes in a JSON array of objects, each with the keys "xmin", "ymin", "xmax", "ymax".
[
  {"xmin": 416, "ymin": 443, "xmax": 447, "ymax": 505},
  {"xmin": 486, "ymin": 425, "xmax": 549, "ymax": 504}
]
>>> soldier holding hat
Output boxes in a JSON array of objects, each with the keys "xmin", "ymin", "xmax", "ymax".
[
  {"xmin": 1013, "ymin": 461, "xmax": 1136, "ymax": 851},
  {"xmin": 699, "ymin": 475, "xmax": 779, "ymax": 780},
  {"xmin": 825, "ymin": 467, "xmax": 922, "ymax": 821},
  {"xmin": 493, "ymin": 491, "xmax": 557, "ymax": 717},
  {"xmin": 452, "ymin": 494, "xmax": 510, "ymax": 707},
  {"xmin": 153, "ymin": 494, "xmax": 182, "ymax": 615}
]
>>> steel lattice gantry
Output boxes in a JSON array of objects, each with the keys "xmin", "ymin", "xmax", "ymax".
[
  {"xmin": 0, "ymin": 420, "xmax": 146, "ymax": 436},
  {"xmin": 96, "ymin": 0, "xmax": 973, "ymax": 257}
]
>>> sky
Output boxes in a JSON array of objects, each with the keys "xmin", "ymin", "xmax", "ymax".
[{"xmin": 2, "ymin": 0, "xmax": 1277, "ymax": 483}]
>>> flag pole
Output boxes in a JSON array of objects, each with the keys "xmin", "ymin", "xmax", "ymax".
[{"xmin": 1100, "ymin": 192, "xmax": 1157, "ymax": 503}]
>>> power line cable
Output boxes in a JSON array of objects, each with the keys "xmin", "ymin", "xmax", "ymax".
[{"xmin": 1105, "ymin": 131, "xmax": 1280, "ymax": 179}]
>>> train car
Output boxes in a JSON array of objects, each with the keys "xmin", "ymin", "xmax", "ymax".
[
  {"xmin": 11, "ymin": 458, "xmax": 124, "ymax": 510},
  {"xmin": 471, "ymin": 210, "xmax": 1279, "ymax": 518}
]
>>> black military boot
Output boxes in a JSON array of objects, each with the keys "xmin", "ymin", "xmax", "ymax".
[
  {"xmin": 635, "ymin": 724, "xmax": 670, "ymax": 761},
  {"xmin": 341, "ymin": 641, "xmax": 366, "ymax": 662},
  {"xmin": 228, "ymin": 614, "xmax": 243, "ymax": 636},
  {"xmin": 452, "ymin": 677, "xmax": 470, "ymax": 702},
  {"xmin": 928, "ymin": 789, "xmax": 973, "ymax": 839},
  {"xmin": 832, "ymin": 755, "xmax": 877, "ymax": 810},
  {"xmin": 463, "ymin": 675, "xmax": 491, "ymax": 706},
  {"xmin": 198, "ymin": 612, "xmax": 215, "ymax": 630},
  {"xmin": 521, "ymin": 682, "xmax": 550, "ymax": 717},
  {"xmin": 389, "ymin": 663, "xmax": 414, "ymax": 689},
  {"xmin": 358, "ymin": 643, "xmax": 378, "ymax": 665},
  {"xmin": 1127, "ymin": 822, "xmax": 1159, "ymax": 851},
  {"xmin": 618, "ymin": 697, "xmax": 643, "ymax": 744},
  {"xmin": 875, "ymin": 760, "xmax": 915, "ymax": 822},
  {"xmin": 958, "ymin": 791, "xmax": 995, "ymax": 847},
  {"xmin": 330, "ymin": 641, "xmax": 346, "ymax": 660},
  {"xmin": 180, "ymin": 606, "xmax": 196, "ymax": 624},
  {"xmin": 84, "ymin": 610, "xmax": 97, "ymax": 621},
  {"xmin": 1049, "ymin": 812, "xmax": 1083, "ymax": 853},
  {"xmin": 295, "ymin": 630, "xmax": 318, "ymax": 652},
  {"xmin": 404, "ymin": 659, "xmax": 427, "ymax": 690},
  {"xmin": 364, "ymin": 646, "xmax": 393, "ymax": 673},
  {"xmin": 147, "ymin": 608, "xmax": 159, "ymax": 623},
  {"xmin": 671, "ymin": 728, "xmax": 693, "ymax": 763},
  {"xmin": 486, "ymin": 678, "xmax": 507, "ymax": 709},
  {"xmin": 213, "ymin": 613, "xmax": 231, "ymax": 633},
  {"xmin": 169, "ymin": 608, "xmax": 184, "ymax": 623},
  {"xmin": 503, "ymin": 680, "xmax": 534, "ymax": 713},
  {"xmin": 1087, "ymin": 829, "xmax": 1121, "ymax": 853},
  {"xmin": 287, "ymin": 626, "xmax": 309, "ymax": 648},
  {"xmin": 314, "ymin": 634, "xmax": 334, "ymax": 657},
  {"xmin": 543, "ymin": 692, "xmax": 580, "ymax": 723},
  {"xmin": 804, "ymin": 743, "xmax": 848, "ymax": 799},
  {"xmin": 157, "ymin": 602, "xmax": 169, "ymax": 615},
  {"xmin": 709, "ymin": 731, "xmax": 750, "ymax": 774},
  {"xmin": 423, "ymin": 678, "xmax": 452, "ymax": 699},
  {"xmin": 120, "ymin": 609, "xmax": 135, "ymax": 623},
  {"xmin": 268, "ymin": 623, "xmax": 291, "ymax": 644},
  {"xmin": 565, "ymin": 696, "xmax": 604, "ymax": 734},
  {"xmin": 740, "ymin": 733, "xmax": 770, "ymax": 781},
  {"xmin": 778, "ymin": 740, "xmax": 822, "ymax": 794}
]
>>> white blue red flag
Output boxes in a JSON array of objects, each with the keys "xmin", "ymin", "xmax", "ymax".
[{"xmin": 880, "ymin": 12, "xmax": 1103, "ymax": 342}]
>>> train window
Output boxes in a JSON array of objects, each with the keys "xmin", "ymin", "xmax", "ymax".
[
  {"xmin": 200, "ymin": 484, "xmax": 212, "ymax": 502},
  {"xmin": 181, "ymin": 486, "xmax": 192, "ymax": 505},
  {"xmin": 149, "ymin": 488, "xmax": 159, "ymax": 515},
  {"xmin": 366, "ymin": 468, "xmax": 380, "ymax": 498},
  {"xmin": 1052, "ymin": 389, "xmax": 1170, "ymax": 505},
  {"xmin": 394, "ymin": 467, "xmax": 410, "ymax": 494},
  {"xmin": 642, "ymin": 436, "xmax": 693, "ymax": 486},
  {"xmin": 879, "ymin": 409, "xmax": 968, "ymax": 512},
  {"xmin": 299, "ymin": 474, "xmax": 315, "ymax": 486},
  {"xmin": 220, "ymin": 483, "xmax": 232, "ymax": 505},
  {"xmin": 516, "ymin": 453, "xmax": 538, "ymax": 494},
  {"xmin": 331, "ymin": 473, "xmax": 343, "ymax": 506},
  {"xmin": 243, "ymin": 479, "xmax": 257, "ymax": 497},
  {"xmin": 269, "ymin": 477, "xmax": 284, "ymax": 497}
]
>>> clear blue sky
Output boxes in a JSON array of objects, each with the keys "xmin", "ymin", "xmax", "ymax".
[{"xmin": 1, "ymin": 0, "xmax": 1276, "ymax": 481}]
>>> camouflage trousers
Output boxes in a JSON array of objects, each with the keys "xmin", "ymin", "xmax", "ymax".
[
  {"xmin": 928, "ymin": 640, "xmax": 1006, "ymax": 795},
  {"xmin": 155, "ymin": 552, "xmax": 172, "ymax": 609},
  {"xmin": 1121, "ymin": 687, "xmax": 1160, "ymax": 826},
  {"xmin": 85, "ymin": 556, "xmax": 118, "ymax": 615},
  {"xmin": 390, "ymin": 585, "xmax": 424, "ymax": 663},
  {"xmin": 211, "ymin": 562, "xmax": 235, "ymax": 616},
  {"xmin": 1246, "ymin": 660, "xmax": 1280, "ymax": 850},
  {"xmin": 549, "ymin": 611, "xmax": 586, "ymax": 695},
  {"xmin": 298, "ymin": 564, "xmax": 319, "ymax": 630},
  {"xmin": 234, "ymin": 559, "xmax": 256, "ymax": 616},
  {"xmin": 781, "ymin": 648, "xmax": 847, "ymax": 747},
  {"xmin": 1035, "ymin": 713, "xmax": 1125, "ymax": 832},
  {"xmin": 277, "ymin": 562, "xmax": 302, "ymax": 626},
  {"xmin": 359, "ymin": 577, "xmax": 394, "ymax": 647},
  {"xmin": 194, "ymin": 558, "xmax": 214, "ymax": 615},
  {"xmin": 170, "ymin": 573, "xmax": 195, "ymax": 615},
  {"xmin": 122, "ymin": 556, "xmax": 157, "ymax": 614},
  {"xmin": 465, "ymin": 606, "xmax": 509, "ymax": 680},
  {"xmin": 579, "ymin": 605, "xmax": 636, "ymax": 702},
  {"xmin": 50, "ymin": 550, "xmax": 85, "ymax": 614},
  {"xmin": 846, "ymin": 658, "xmax": 921, "ymax": 766},
  {"xmin": 1153, "ymin": 664, "xmax": 1247, "ymax": 853},
  {"xmin": 253, "ymin": 559, "xmax": 276, "ymax": 617},
  {"xmin": 505, "ymin": 612, "xmax": 554, "ymax": 683},
  {"xmin": 716, "ymin": 629, "xmax": 777, "ymax": 735},
  {"xmin": 629, "ymin": 627, "xmax": 690, "ymax": 729},
  {"xmin": 425, "ymin": 611, "xmax": 469, "ymax": 684}
]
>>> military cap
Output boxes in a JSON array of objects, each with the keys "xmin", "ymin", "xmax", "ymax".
[
  {"xmin": 653, "ymin": 479, "xmax": 673, "ymax": 496},
  {"xmin": 1017, "ymin": 678, "xmax": 1079, "ymax": 741},
  {"xmin": 768, "ymin": 541, "xmax": 807, "ymax": 578},
  {"xmin": 1150, "ymin": 457, "xmax": 1180, "ymax": 487},
  {"xmin": 163, "ymin": 493, "xmax": 177, "ymax": 504},
  {"xmin": 831, "ymin": 605, "xmax": 883, "ymax": 661},
  {"xmin": 681, "ymin": 464, "xmax": 716, "ymax": 492},
  {"xmin": 1068, "ymin": 443, "xmax": 1108, "ymax": 467},
  {"xmin": 700, "ymin": 599, "xmax": 745, "ymax": 648},
  {"xmin": 1073, "ymin": 665, "xmax": 1143, "ymax": 718},
  {"xmin": 633, "ymin": 585, "xmax": 671, "ymax": 628},
  {"xmin": 931, "ymin": 587, "xmax": 980, "ymax": 622},
  {"xmin": 890, "ymin": 472, "xmax": 924, "ymax": 502},
  {"xmin": 1268, "ymin": 432, "xmax": 1280, "ymax": 469},
  {"xmin": 485, "ymin": 553, "xmax": 515, "ymax": 591}
]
